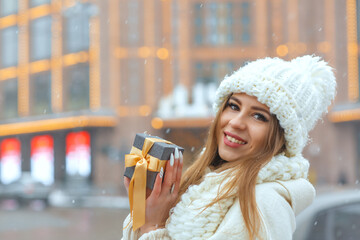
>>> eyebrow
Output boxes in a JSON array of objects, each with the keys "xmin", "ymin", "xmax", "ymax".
[{"xmin": 229, "ymin": 96, "xmax": 271, "ymax": 116}]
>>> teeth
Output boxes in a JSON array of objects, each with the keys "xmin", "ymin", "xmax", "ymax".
[{"xmin": 226, "ymin": 135, "xmax": 246, "ymax": 144}]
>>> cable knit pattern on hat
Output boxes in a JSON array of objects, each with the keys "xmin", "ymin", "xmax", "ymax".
[{"xmin": 213, "ymin": 55, "xmax": 336, "ymax": 156}]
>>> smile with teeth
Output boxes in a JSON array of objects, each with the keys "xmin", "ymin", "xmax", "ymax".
[{"xmin": 225, "ymin": 134, "xmax": 246, "ymax": 145}]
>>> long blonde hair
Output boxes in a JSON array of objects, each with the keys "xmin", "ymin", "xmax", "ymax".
[{"xmin": 178, "ymin": 94, "xmax": 286, "ymax": 239}]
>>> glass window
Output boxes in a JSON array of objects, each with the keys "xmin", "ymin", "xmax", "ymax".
[
  {"xmin": 65, "ymin": 131, "xmax": 91, "ymax": 178},
  {"xmin": 30, "ymin": 135, "xmax": 54, "ymax": 186},
  {"xmin": 332, "ymin": 203, "xmax": 360, "ymax": 239},
  {"xmin": 64, "ymin": 4, "xmax": 90, "ymax": 53},
  {"xmin": 30, "ymin": 16, "xmax": 52, "ymax": 61},
  {"xmin": 120, "ymin": 58, "xmax": 144, "ymax": 105},
  {"xmin": 194, "ymin": 61, "xmax": 227, "ymax": 84},
  {"xmin": 30, "ymin": 0, "xmax": 50, "ymax": 7},
  {"xmin": 193, "ymin": 2, "xmax": 252, "ymax": 46},
  {"xmin": 0, "ymin": 79, "xmax": 18, "ymax": 120},
  {"xmin": 195, "ymin": 62, "xmax": 203, "ymax": 82},
  {"xmin": 357, "ymin": 0, "xmax": 360, "ymax": 43},
  {"xmin": 30, "ymin": 72, "xmax": 52, "ymax": 115},
  {"xmin": 64, "ymin": 64, "xmax": 90, "ymax": 111},
  {"xmin": 0, "ymin": 138, "xmax": 21, "ymax": 184},
  {"xmin": 241, "ymin": 32, "xmax": 251, "ymax": 43},
  {"xmin": 127, "ymin": 1, "xmax": 141, "ymax": 46},
  {"xmin": 307, "ymin": 202, "xmax": 360, "ymax": 240},
  {"xmin": 207, "ymin": 3, "xmax": 218, "ymax": 45},
  {"xmin": 0, "ymin": 0, "xmax": 18, "ymax": 17},
  {"xmin": 194, "ymin": 3, "xmax": 203, "ymax": 45},
  {"xmin": 1, "ymin": 26, "xmax": 18, "ymax": 68},
  {"xmin": 307, "ymin": 210, "xmax": 327, "ymax": 240},
  {"xmin": 358, "ymin": 57, "xmax": 360, "ymax": 100},
  {"xmin": 171, "ymin": 1, "xmax": 180, "ymax": 47},
  {"xmin": 226, "ymin": 3, "xmax": 234, "ymax": 44},
  {"xmin": 118, "ymin": 0, "xmax": 144, "ymax": 47},
  {"xmin": 240, "ymin": 2, "xmax": 251, "ymax": 44}
]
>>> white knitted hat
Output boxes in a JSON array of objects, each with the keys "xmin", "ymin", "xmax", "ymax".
[{"xmin": 213, "ymin": 55, "xmax": 336, "ymax": 156}]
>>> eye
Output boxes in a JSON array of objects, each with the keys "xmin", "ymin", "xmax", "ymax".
[
  {"xmin": 254, "ymin": 113, "xmax": 269, "ymax": 122},
  {"xmin": 227, "ymin": 102, "xmax": 239, "ymax": 111}
]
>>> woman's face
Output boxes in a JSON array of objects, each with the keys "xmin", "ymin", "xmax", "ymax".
[{"xmin": 217, "ymin": 93, "xmax": 272, "ymax": 162}]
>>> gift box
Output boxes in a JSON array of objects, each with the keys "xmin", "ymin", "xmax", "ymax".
[
  {"xmin": 124, "ymin": 133, "xmax": 184, "ymax": 230},
  {"xmin": 124, "ymin": 133, "xmax": 184, "ymax": 189}
]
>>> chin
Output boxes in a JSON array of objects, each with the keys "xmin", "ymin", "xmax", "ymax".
[{"xmin": 218, "ymin": 150, "xmax": 239, "ymax": 162}]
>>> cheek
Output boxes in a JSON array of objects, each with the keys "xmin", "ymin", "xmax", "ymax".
[
  {"xmin": 251, "ymin": 126, "xmax": 270, "ymax": 148},
  {"xmin": 219, "ymin": 113, "xmax": 230, "ymax": 128}
]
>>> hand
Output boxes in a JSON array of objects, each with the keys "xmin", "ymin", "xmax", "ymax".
[
  {"xmin": 124, "ymin": 177, "xmax": 152, "ymax": 198},
  {"xmin": 139, "ymin": 148, "xmax": 183, "ymax": 235}
]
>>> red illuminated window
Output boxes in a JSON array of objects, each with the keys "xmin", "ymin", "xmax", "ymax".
[{"xmin": 66, "ymin": 131, "xmax": 91, "ymax": 177}]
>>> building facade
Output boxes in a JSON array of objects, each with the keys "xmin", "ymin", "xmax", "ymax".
[{"xmin": 0, "ymin": 0, "xmax": 357, "ymax": 197}]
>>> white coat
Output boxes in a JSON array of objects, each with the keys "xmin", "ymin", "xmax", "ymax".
[{"xmin": 122, "ymin": 153, "xmax": 315, "ymax": 240}]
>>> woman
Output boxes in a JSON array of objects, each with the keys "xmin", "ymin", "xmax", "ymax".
[{"xmin": 122, "ymin": 55, "xmax": 336, "ymax": 239}]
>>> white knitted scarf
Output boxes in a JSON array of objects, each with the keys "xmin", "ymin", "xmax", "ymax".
[{"xmin": 166, "ymin": 153, "xmax": 309, "ymax": 239}]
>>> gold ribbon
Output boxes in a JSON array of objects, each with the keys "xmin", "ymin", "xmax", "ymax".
[{"xmin": 125, "ymin": 137, "xmax": 172, "ymax": 231}]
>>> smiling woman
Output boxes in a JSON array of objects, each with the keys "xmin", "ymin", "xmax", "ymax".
[
  {"xmin": 217, "ymin": 93, "xmax": 274, "ymax": 162},
  {"xmin": 122, "ymin": 55, "xmax": 336, "ymax": 240}
]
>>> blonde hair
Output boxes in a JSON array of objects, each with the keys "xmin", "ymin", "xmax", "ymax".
[{"xmin": 178, "ymin": 94, "xmax": 286, "ymax": 239}]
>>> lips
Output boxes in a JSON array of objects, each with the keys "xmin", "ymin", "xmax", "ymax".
[
  {"xmin": 224, "ymin": 131, "xmax": 247, "ymax": 142},
  {"xmin": 223, "ymin": 131, "xmax": 247, "ymax": 147}
]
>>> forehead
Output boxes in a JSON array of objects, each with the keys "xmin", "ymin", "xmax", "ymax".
[{"xmin": 230, "ymin": 93, "xmax": 270, "ymax": 110}]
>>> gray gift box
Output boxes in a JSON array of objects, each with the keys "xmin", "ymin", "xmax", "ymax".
[{"xmin": 124, "ymin": 133, "xmax": 184, "ymax": 189}]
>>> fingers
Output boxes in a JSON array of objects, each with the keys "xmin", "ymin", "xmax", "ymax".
[
  {"xmin": 148, "ymin": 167, "xmax": 164, "ymax": 200},
  {"xmin": 145, "ymin": 148, "xmax": 183, "ymax": 202},
  {"xmin": 146, "ymin": 188, "xmax": 152, "ymax": 199},
  {"xmin": 163, "ymin": 148, "xmax": 180, "ymax": 192},
  {"xmin": 163, "ymin": 153, "xmax": 174, "ymax": 190},
  {"xmin": 173, "ymin": 150, "xmax": 183, "ymax": 194},
  {"xmin": 172, "ymin": 149, "xmax": 180, "ymax": 186}
]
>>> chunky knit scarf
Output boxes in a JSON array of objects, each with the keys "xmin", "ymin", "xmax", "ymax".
[{"xmin": 166, "ymin": 153, "xmax": 309, "ymax": 239}]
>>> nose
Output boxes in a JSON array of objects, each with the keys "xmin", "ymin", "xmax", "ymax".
[{"xmin": 228, "ymin": 113, "xmax": 247, "ymax": 130}]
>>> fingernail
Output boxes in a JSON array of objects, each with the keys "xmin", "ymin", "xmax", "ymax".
[
  {"xmin": 170, "ymin": 153, "xmax": 174, "ymax": 166},
  {"xmin": 174, "ymin": 148, "xmax": 179, "ymax": 159},
  {"xmin": 159, "ymin": 167, "xmax": 164, "ymax": 178},
  {"xmin": 179, "ymin": 150, "xmax": 183, "ymax": 164}
]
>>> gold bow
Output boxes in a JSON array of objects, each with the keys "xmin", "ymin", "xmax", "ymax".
[{"xmin": 125, "ymin": 137, "xmax": 171, "ymax": 231}]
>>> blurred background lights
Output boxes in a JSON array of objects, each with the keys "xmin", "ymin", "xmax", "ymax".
[
  {"xmin": 317, "ymin": 41, "xmax": 331, "ymax": 53},
  {"xmin": 296, "ymin": 42, "xmax": 307, "ymax": 54},
  {"xmin": 117, "ymin": 106, "xmax": 129, "ymax": 117},
  {"xmin": 138, "ymin": 46, "xmax": 151, "ymax": 58},
  {"xmin": 156, "ymin": 48, "xmax": 169, "ymax": 60},
  {"xmin": 276, "ymin": 44, "xmax": 288, "ymax": 56},
  {"xmin": 348, "ymin": 42, "xmax": 358, "ymax": 54},
  {"xmin": 151, "ymin": 117, "xmax": 163, "ymax": 129},
  {"xmin": 0, "ymin": 1, "xmax": 357, "ymax": 237},
  {"xmin": 139, "ymin": 105, "xmax": 151, "ymax": 116},
  {"xmin": 114, "ymin": 47, "xmax": 128, "ymax": 58}
]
